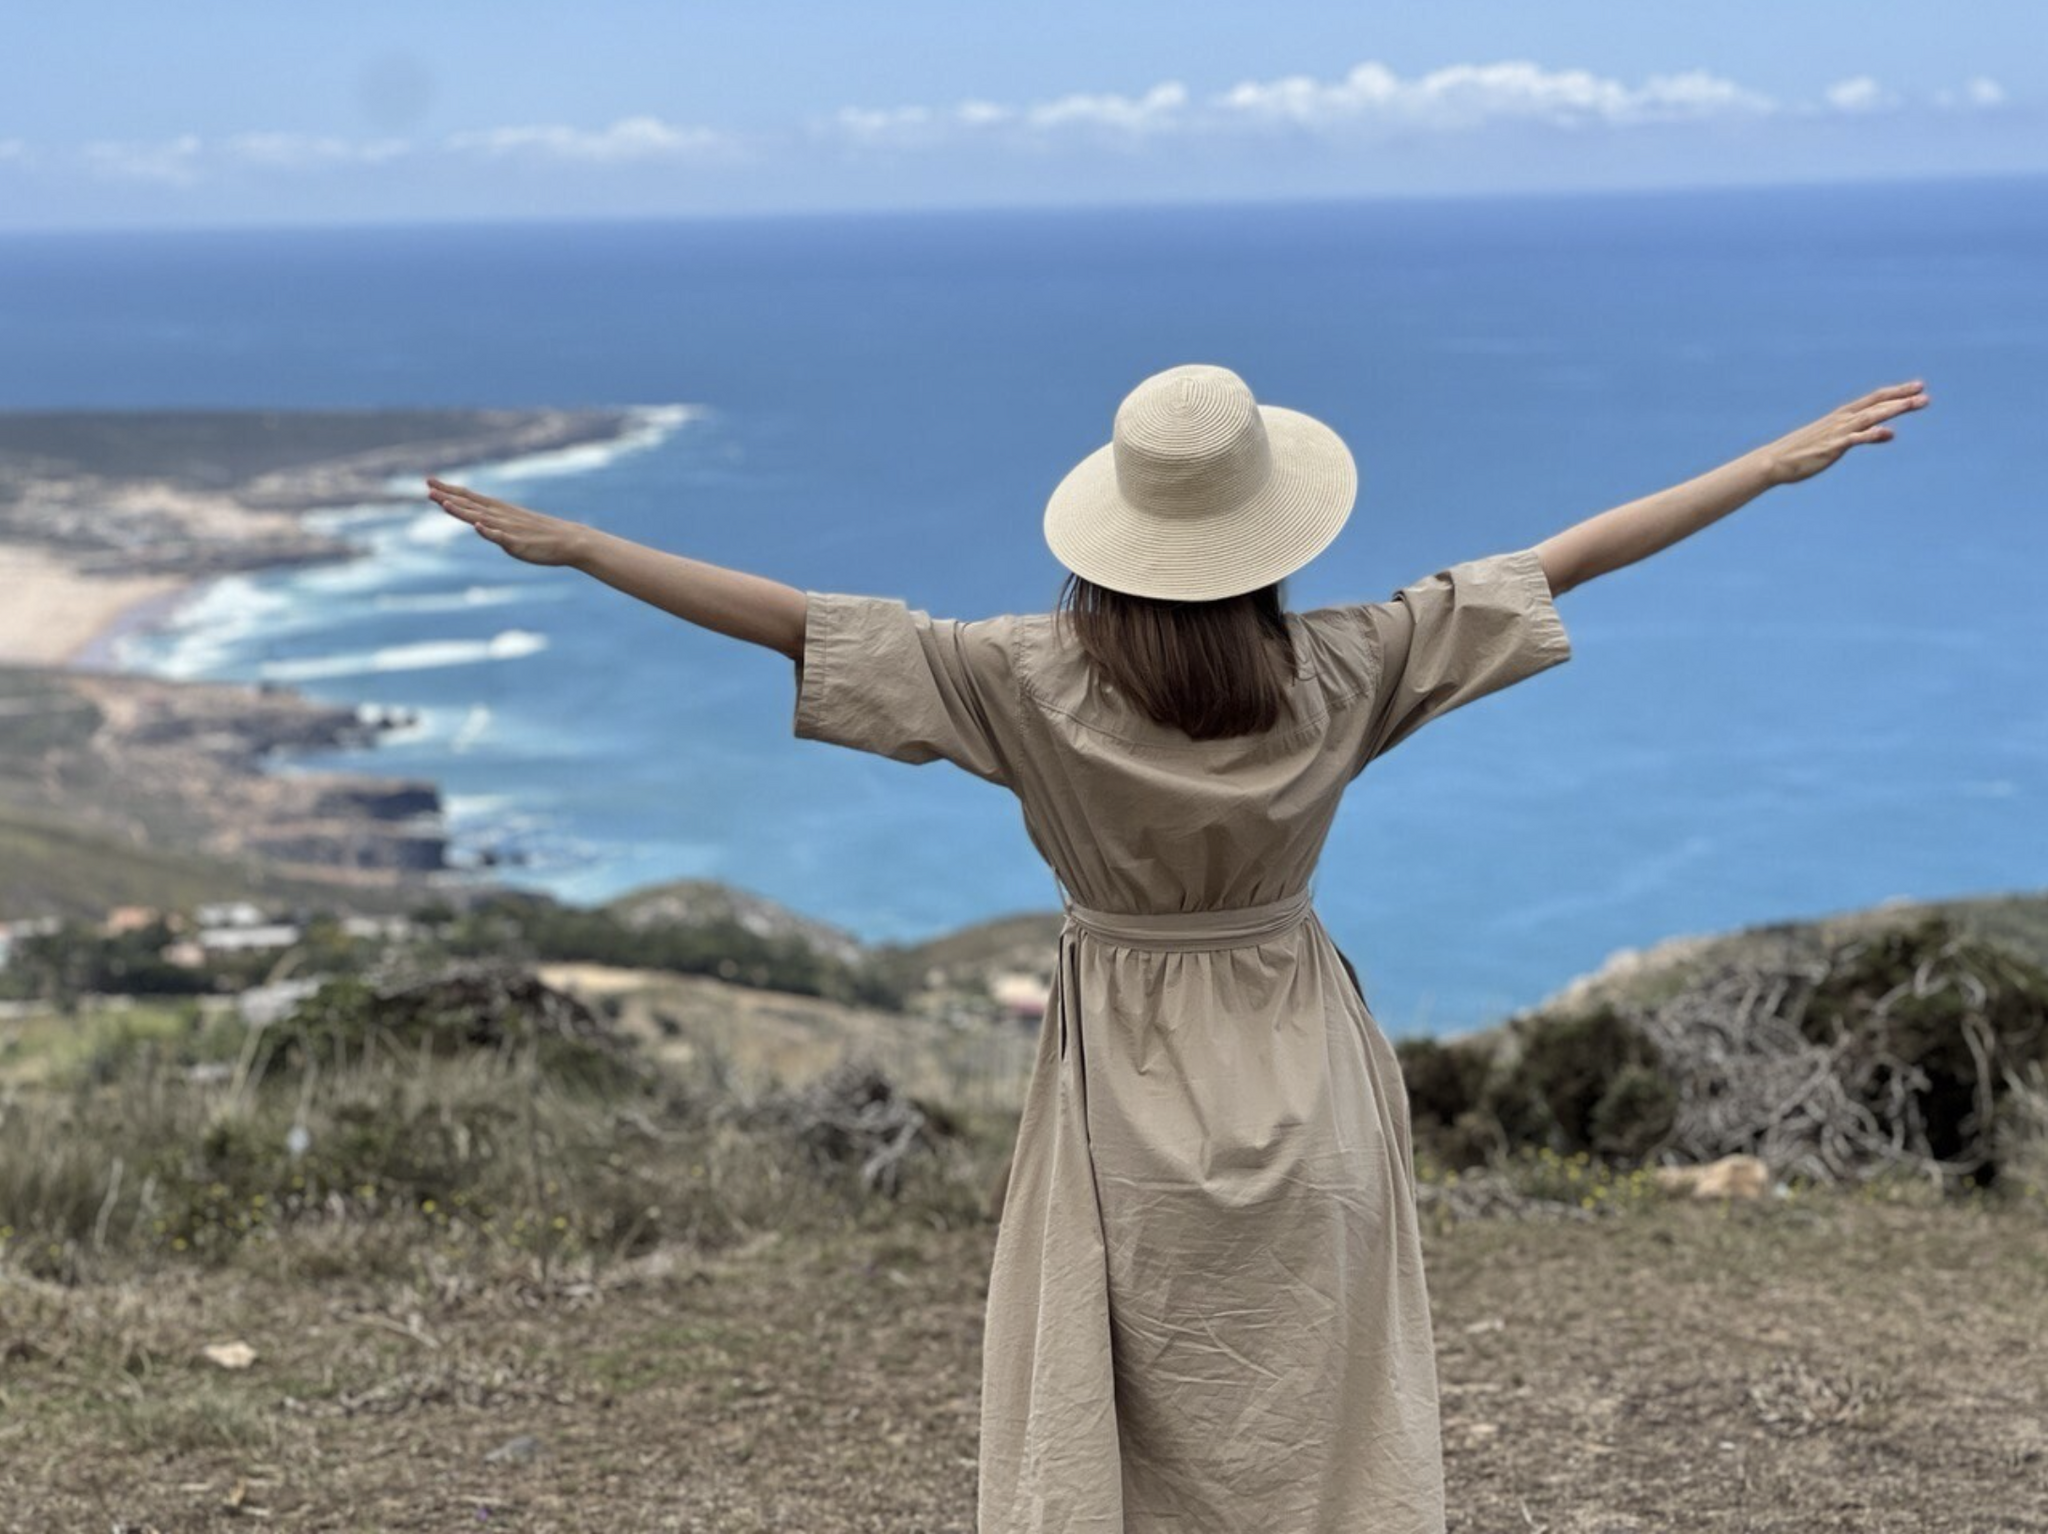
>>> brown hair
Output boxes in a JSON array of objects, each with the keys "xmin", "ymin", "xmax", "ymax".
[{"xmin": 1052, "ymin": 572, "xmax": 1299, "ymax": 740}]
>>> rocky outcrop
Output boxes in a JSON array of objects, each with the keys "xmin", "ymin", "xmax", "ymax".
[
  {"xmin": 115, "ymin": 683, "xmax": 396, "ymax": 764},
  {"xmin": 243, "ymin": 817, "xmax": 448, "ymax": 875},
  {"xmin": 296, "ymin": 779, "xmax": 440, "ymax": 822},
  {"xmin": 3, "ymin": 664, "xmax": 452, "ymax": 884}
]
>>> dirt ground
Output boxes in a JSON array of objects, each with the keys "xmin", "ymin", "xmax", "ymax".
[{"xmin": 2, "ymin": 1185, "xmax": 2044, "ymax": 1533}]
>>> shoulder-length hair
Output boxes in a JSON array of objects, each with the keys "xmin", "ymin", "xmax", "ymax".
[{"xmin": 1051, "ymin": 572, "xmax": 1299, "ymax": 741}]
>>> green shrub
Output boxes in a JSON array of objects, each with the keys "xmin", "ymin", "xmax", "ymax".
[
  {"xmin": 436, "ymin": 893, "xmax": 911, "ymax": 1010},
  {"xmin": 1588, "ymin": 1061, "xmax": 1679, "ymax": 1160},
  {"xmin": 243, "ymin": 966, "xmax": 648, "ymax": 1098},
  {"xmin": 1400, "ymin": 1004, "xmax": 1676, "ymax": 1171},
  {"xmin": 0, "ymin": 977, "xmax": 995, "ymax": 1284},
  {"xmin": 1467, "ymin": 1004, "xmax": 1662, "ymax": 1163},
  {"xmin": 1394, "ymin": 1035, "xmax": 1492, "ymax": 1127}
]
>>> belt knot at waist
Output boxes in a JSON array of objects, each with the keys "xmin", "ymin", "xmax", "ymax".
[{"xmin": 1060, "ymin": 887, "xmax": 1315, "ymax": 952}]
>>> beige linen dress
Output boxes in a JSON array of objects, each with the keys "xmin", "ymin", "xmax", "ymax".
[{"xmin": 792, "ymin": 545, "xmax": 1572, "ymax": 1534}]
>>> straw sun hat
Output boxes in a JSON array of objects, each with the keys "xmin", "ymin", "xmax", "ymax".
[{"xmin": 1043, "ymin": 363, "xmax": 1358, "ymax": 601}]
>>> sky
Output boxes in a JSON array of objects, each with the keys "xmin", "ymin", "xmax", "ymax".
[{"xmin": 3, "ymin": 1, "xmax": 2044, "ymax": 230}]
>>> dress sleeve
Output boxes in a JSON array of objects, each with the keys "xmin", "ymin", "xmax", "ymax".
[
  {"xmin": 792, "ymin": 591, "xmax": 1021, "ymax": 788},
  {"xmin": 1344, "ymin": 546, "xmax": 1572, "ymax": 769}
]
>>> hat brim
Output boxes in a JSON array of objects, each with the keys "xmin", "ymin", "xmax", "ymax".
[{"xmin": 1043, "ymin": 405, "xmax": 1358, "ymax": 601}]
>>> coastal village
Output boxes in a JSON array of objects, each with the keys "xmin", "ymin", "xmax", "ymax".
[
  {"xmin": 0, "ymin": 892, "xmax": 1057, "ymax": 1044},
  {"xmin": 0, "ymin": 900, "xmax": 412, "ymax": 972}
]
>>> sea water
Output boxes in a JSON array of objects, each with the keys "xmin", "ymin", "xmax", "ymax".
[{"xmin": 2, "ymin": 175, "xmax": 2041, "ymax": 1036}]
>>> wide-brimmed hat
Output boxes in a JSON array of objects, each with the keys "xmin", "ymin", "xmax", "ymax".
[{"xmin": 1043, "ymin": 363, "xmax": 1357, "ymax": 601}]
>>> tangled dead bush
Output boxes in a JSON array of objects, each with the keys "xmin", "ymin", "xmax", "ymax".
[
  {"xmin": 737, "ymin": 1059, "xmax": 960, "ymax": 1197},
  {"xmin": 1399, "ymin": 913, "xmax": 2048, "ymax": 1194}
]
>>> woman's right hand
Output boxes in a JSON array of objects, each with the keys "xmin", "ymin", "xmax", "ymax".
[
  {"xmin": 1761, "ymin": 380, "xmax": 1931, "ymax": 486},
  {"xmin": 426, "ymin": 477, "xmax": 589, "ymax": 566}
]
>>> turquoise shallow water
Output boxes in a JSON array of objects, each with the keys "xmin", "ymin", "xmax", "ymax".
[{"xmin": 6, "ymin": 174, "xmax": 2043, "ymax": 1035}]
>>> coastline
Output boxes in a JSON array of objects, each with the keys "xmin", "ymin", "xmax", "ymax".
[
  {"xmin": 59, "ymin": 576, "xmax": 201, "ymax": 672},
  {"xmin": 0, "ymin": 404, "xmax": 685, "ymax": 675},
  {"xmin": 0, "ymin": 541, "xmax": 196, "ymax": 671},
  {"xmin": 0, "ymin": 404, "xmax": 691, "ymax": 901}
]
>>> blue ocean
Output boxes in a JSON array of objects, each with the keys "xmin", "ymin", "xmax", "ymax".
[{"xmin": 3, "ymin": 175, "xmax": 2042, "ymax": 1036}]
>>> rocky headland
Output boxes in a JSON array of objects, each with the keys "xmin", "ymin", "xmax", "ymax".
[{"xmin": 0, "ymin": 407, "xmax": 640, "ymax": 580}]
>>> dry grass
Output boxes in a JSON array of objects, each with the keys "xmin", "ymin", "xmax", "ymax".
[
  {"xmin": 0, "ymin": 1001, "xmax": 1006, "ymax": 1288},
  {"xmin": 535, "ymin": 961, "xmax": 1039, "ymax": 1114},
  {"xmin": 1, "ymin": 1181, "xmax": 2044, "ymax": 1531},
  {"xmin": 4, "ymin": 975, "xmax": 2046, "ymax": 1531}
]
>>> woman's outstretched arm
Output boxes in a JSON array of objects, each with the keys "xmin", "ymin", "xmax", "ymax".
[
  {"xmin": 425, "ymin": 476, "xmax": 807, "ymax": 659},
  {"xmin": 1533, "ymin": 378, "xmax": 1931, "ymax": 597}
]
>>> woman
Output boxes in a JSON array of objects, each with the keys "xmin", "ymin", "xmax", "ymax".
[{"xmin": 428, "ymin": 365, "xmax": 1928, "ymax": 1532}]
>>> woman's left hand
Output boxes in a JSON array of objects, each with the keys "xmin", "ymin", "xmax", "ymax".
[{"xmin": 426, "ymin": 477, "xmax": 588, "ymax": 566}]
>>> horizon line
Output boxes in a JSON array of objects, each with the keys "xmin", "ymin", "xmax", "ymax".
[{"xmin": 3, "ymin": 163, "xmax": 2042, "ymax": 241}]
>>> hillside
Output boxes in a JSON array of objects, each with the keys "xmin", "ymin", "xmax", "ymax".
[{"xmin": 1506, "ymin": 885, "xmax": 2048, "ymax": 1037}]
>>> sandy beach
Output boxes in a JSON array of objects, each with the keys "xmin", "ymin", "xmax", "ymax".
[
  {"xmin": 0, "ymin": 539, "xmax": 195, "ymax": 670},
  {"xmin": 0, "ymin": 406, "xmax": 651, "ymax": 676}
]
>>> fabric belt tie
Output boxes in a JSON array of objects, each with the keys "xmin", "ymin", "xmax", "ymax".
[{"xmin": 1059, "ymin": 886, "xmax": 1316, "ymax": 952}]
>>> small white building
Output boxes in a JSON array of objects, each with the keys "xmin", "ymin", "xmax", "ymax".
[
  {"xmin": 197, "ymin": 923, "xmax": 301, "ymax": 953},
  {"xmin": 0, "ymin": 915, "xmax": 64, "ymax": 971},
  {"xmin": 195, "ymin": 900, "xmax": 269, "ymax": 929},
  {"xmin": 992, "ymin": 972, "xmax": 1051, "ymax": 1022},
  {"xmin": 103, "ymin": 904, "xmax": 168, "ymax": 936}
]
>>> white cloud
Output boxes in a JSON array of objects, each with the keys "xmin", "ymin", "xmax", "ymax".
[
  {"xmin": 836, "ymin": 84, "xmax": 1186, "ymax": 144},
  {"xmin": 835, "ymin": 58, "xmax": 2018, "ymax": 153},
  {"xmin": 68, "ymin": 115, "xmax": 730, "ymax": 185},
  {"xmin": 838, "ymin": 60, "xmax": 1784, "ymax": 150},
  {"xmin": 1823, "ymin": 76, "xmax": 1896, "ymax": 113},
  {"xmin": 1626, "ymin": 69, "xmax": 1781, "ymax": 120},
  {"xmin": 443, "ymin": 115, "xmax": 730, "ymax": 162},
  {"xmin": 42, "ymin": 61, "xmax": 2021, "ymax": 196},
  {"xmin": 82, "ymin": 134, "xmax": 204, "ymax": 185},
  {"xmin": 1218, "ymin": 60, "xmax": 1776, "ymax": 129},
  {"xmin": 85, "ymin": 131, "xmax": 412, "ymax": 184},
  {"xmin": 227, "ymin": 132, "xmax": 412, "ymax": 167},
  {"xmin": 836, "ymin": 104, "xmax": 935, "ymax": 140},
  {"xmin": 0, "ymin": 138, "xmax": 26, "ymax": 162},
  {"xmin": 1025, "ymin": 81, "xmax": 1188, "ymax": 132},
  {"xmin": 1935, "ymin": 76, "xmax": 2007, "ymax": 110}
]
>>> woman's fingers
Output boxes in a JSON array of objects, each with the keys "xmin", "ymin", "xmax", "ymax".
[
  {"xmin": 1839, "ymin": 381, "xmax": 1930, "ymax": 444},
  {"xmin": 423, "ymin": 477, "xmax": 578, "ymax": 566},
  {"xmin": 1848, "ymin": 392, "xmax": 1930, "ymax": 432},
  {"xmin": 1764, "ymin": 381, "xmax": 1928, "ymax": 485},
  {"xmin": 428, "ymin": 485, "xmax": 488, "ymax": 513},
  {"xmin": 1847, "ymin": 379, "xmax": 1927, "ymax": 412},
  {"xmin": 426, "ymin": 480, "xmax": 512, "ymax": 528},
  {"xmin": 427, "ymin": 477, "xmax": 515, "ymax": 512}
]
